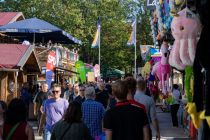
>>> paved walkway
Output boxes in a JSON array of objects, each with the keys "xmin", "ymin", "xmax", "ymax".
[
  {"xmin": 152, "ymin": 107, "xmax": 190, "ymax": 140},
  {"xmin": 30, "ymin": 107, "xmax": 190, "ymax": 140}
]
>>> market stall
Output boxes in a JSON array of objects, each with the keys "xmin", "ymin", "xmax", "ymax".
[
  {"xmin": 146, "ymin": 0, "xmax": 210, "ymax": 138},
  {"xmin": 0, "ymin": 44, "xmax": 40, "ymax": 103},
  {"xmin": 0, "ymin": 17, "xmax": 82, "ymax": 87}
]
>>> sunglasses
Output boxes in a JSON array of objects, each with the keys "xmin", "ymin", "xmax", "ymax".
[
  {"xmin": 52, "ymin": 90, "xmax": 60, "ymax": 93},
  {"xmin": 80, "ymin": 89, "xmax": 85, "ymax": 91}
]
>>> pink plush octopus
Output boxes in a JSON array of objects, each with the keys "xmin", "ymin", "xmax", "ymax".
[
  {"xmin": 169, "ymin": 8, "xmax": 202, "ymax": 70},
  {"xmin": 152, "ymin": 42, "xmax": 171, "ymax": 94}
]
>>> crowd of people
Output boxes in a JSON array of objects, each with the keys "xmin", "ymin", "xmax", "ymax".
[{"xmin": 0, "ymin": 74, "xmax": 166, "ymax": 140}]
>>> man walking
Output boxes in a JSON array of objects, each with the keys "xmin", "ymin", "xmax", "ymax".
[
  {"xmin": 43, "ymin": 84, "xmax": 69, "ymax": 140},
  {"xmin": 68, "ymin": 83, "xmax": 79, "ymax": 103},
  {"xmin": 74, "ymin": 84, "xmax": 86, "ymax": 105},
  {"xmin": 82, "ymin": 87, "xmax": 105, "ymax": 139},
  {"xmin": 33, "ymin": 83, "xmax": 49, "ymax": 121},
  {"xmin": 135, "ymin": 80, "xmax": 160, "ymax": 140},
  {"xmin": 103, "ymin": 80, "xmax": 150, "ymax": 140}
]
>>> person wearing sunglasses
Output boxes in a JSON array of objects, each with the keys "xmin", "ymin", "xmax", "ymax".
[
  {"xmin": 74, "ymin": 85, "xmax": 86, "ymax": 105},
  {"xmin": 43, "ymin": 84, "xmax": 69, "ymax": 140}
]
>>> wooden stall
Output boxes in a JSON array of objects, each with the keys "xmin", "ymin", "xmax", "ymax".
[{"xmin": 0, "ymin": 44, "xmax": 40, "ymax": 103}]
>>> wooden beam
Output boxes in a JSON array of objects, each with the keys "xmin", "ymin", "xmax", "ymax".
[
  {"xmin": 5, "ymin": 73, "xmax": 8, "ymax": 103},
  {"xmin": 0, "ymin": 72, "xmax": 8, "ymax": 102},
  {"xmin": 14, "ymin": 72, "xmax": 18, "ymax": 98}
]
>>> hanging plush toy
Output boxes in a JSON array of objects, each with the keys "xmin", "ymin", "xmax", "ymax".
[
  {"xmin": 152, "ymin": 42, "xmax": 171, "ymax": 94},
  {"xmin": 169, "ymin": 7, "xmax": 202, "ymax": 70},
  {"xmin": 185, "ymin": 66, "xmax": 193, "ymax": 102},
  {"xmin": 169, "ymin": 0, "xmax": 185, "ymax": 16},
  {"xmin": 141, "ymin": 62, "xmax": 151, "ymax": 79}
]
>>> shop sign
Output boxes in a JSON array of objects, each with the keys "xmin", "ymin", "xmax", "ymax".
[
  {"xmin": 147, "ymin": 0, "xmax": 156, "ymax": 10},
  {"xmin": 94, "ymin": 64, "xmax": 100, "ymax": 78},
  {"xmin": 46, "ymin": 50, "xmax": 56, "ymax": 89}
]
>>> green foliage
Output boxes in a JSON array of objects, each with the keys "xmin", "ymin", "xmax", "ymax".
[{"xmin": 1, "ymin": 0, "xmax": 152, "ymax": 74}]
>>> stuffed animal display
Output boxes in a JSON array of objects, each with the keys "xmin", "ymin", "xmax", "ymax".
[
  {"xmin": 169, "ymin": 8, "xmax": 202, "ymax": 70},
  {"xmin": 169, "ymin": 0, "xmax": 185, "ymax": 16},
  {"xmin": 141, "ymin": 62, "xmax": 151, "ymax": 79},
  {"xmin": 184, "ymin": 66, "xmax": 193, "ymax": 102},
  {"xmin": 152, "ymin": 42, "xmax": 171, "ymax": 94}
]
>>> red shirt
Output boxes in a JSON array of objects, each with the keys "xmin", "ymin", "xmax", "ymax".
[
  {"xmin": 116, "ymin": 100, "xmax": 146, "ymax": 112},
  {"xmin": 3, "ymin": 122, "xmax": 28, "ymax": 140},
  {"xmin": 128, "ymin": 100, "xmax": 146, "ymax": 112}
]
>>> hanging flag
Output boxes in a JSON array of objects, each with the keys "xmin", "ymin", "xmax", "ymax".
[
  {"xmin": 127, "ymin": 18, "xmax": 137, "ymax": 46},
  {"xmin": 46, "ymin": 48, "xmax": 56, "ymax": 89},
  {"xmin": 75, "ymin": 60, "xmax": 86, "ymax": 83},
  {"xmin": 91, "ymin": 18, "xmax": 100, "ymax": 48}
]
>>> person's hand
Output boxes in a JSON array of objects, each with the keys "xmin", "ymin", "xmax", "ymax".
[
  {"xmin": 38, "ymin": 128, "xmax": 43, "ymax": 136},
  {"xmin": 34, "ymin": 111, "xmax": 37, "ymax": 117},
  {"xmin": 156, "ymin": 132, "xmax": 160, "ymax": 140}
]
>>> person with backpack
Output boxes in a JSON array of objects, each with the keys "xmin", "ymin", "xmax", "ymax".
[
  {"xmin": 0, "ymin": 98, "xmax": 34, "ymax": 140},
  {"xmin": 51, "ymin": 101, "xmax": 92, "ymax": 140}
]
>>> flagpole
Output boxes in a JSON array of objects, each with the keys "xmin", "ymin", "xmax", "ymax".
[
  {"xmin": 134, "ymin": 17, "xmax": 137, "ymax": 79},
  {"xmin": 98, "ymin": 22, "xmax": 101, "ymax": 78}
]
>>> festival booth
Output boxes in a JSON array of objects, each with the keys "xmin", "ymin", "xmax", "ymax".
[
  {"xmin": 0, "ymin": 17, "xmax": 82, "ymax": 88},
  {"xmin": 146, "ymin": 0, "xmax": 210, "ymax": 138},
  {"xmin": 0, "ymin": 44, "xmax": 40, "ymax": 103},
  {"xmin": 0, "ymin": 12, "xmax": 25, "ymax": 43}
]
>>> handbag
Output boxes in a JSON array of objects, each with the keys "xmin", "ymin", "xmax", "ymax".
[
  {"xmin": 6, "ymin": 123, "xmax": 20, "ymax": 140},
  {"xmin": 59, "ymin": 123, "xmax": 72, "ymax": 140},
  {"xmin": 95, "ymin": 133, "xmax": 106, "ymax": 140}
]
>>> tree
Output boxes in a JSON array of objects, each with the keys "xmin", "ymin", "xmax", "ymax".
[{"xmin": 1, "ymin": 0, "xmax": 153, "ymax": 74}]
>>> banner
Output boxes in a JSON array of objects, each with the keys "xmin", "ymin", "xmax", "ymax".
[
  {"xmin": 75, "ymin": 61, "xmax": 86, "ymax": 83},
  {"xmin": 94, "ymin": 64, "xmax": 100, "ymax": 77},
  {"xmin": 127, "ymin": 18, "xmax": 136, "ymax": 46},
  {"xmin": 46, "ymin": 49, "xmax": 56, "ymax": 89},
  {"xmin": 146, "ymin": 0, "xmax": 156, "ymax": 10},
  {"xmin": 91, "ymin": 18, "xmax": 100, "ymax": 48},
  {"xmin": 140, "ymin": 45, "xmax": 151, "ymax": 61},
  {"xmin": 87, "ymin": 72, "xmax": 95, "ymax": 82}
]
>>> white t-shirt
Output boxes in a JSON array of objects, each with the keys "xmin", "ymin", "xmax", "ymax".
[{"xmin": 172, "ymin": 89, "xmax": 181, "ymax": 104}]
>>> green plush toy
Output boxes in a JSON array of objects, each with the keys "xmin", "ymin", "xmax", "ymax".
[{"xmin": 185, "ymin": 66, "xmax": 193, "ymax": 102}]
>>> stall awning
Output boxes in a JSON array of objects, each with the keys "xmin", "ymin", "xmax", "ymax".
[
  {"xmin": 102, "ymin": 68, "xmax": 125, "ymax": 78},
  {"xmin": 0, "ymin": 44, "xmax": 41, "ymax": 73},
  {"xmin": 55, "ymin": 67, "xmax": 79, "ymax": 74},
  {"xmin": 0, "ymin": 17, "xmax": 82, "ymax": 45},
  {"xmin": 0, "ymin": 12, "xmax": 25, "ymax": 26}
]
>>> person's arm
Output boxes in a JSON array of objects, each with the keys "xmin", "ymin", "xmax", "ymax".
[
  {"xmin": 152, "ymin": 119, "xmax": 160, "ymax": 140},
  {"xmin": 26, "ymin": 124, "xmax": 35, "ymax": 140},
  {"xmin": 40, "ymin": 105, "xmax": 44, "ymax": 114},
  {"xmin": 143, "ymin": 125, "xmax": 150, "ymax": 140},
  {"xmin": 38, "ymin": 113, "xmax": 46, "ymax": 136},
  {"xmin": 33, "ymin": 93, "xmax": 39, "ymax": 116},
  {"xmin": 103, "ymin": 110, "xmax": 112, "ymax": 140},
  {"xmin": 0, "ymin": 126, "xmax": 3, "ymax": 140},
  {"xmin": 83, "ymin": 124, "xmax": 93, "ymax": 140},
  {"xmin": 150, "ymin": 99, "xmax": 160, "ymax": 140},
  {"xmin": 105, "ymin": 129, "xmax": 112, "ymax": 140},
  {"xmin": 33, "ymin": 102, "xmax": 37, "ymax": 116},
  {"xmin": 50, "ymin": 129, "xmax": 56, "ymax": 140}
]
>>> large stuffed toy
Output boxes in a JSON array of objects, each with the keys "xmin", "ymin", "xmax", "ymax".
[
  {"xmin": 152, "ymin": 42, "xmax": 171, "ymax": 94},
  {"xmin": 169, "ymin": 7, "xmax": 202, "ymax": 70},
  {"xmin": 186, "ymin": 0, "xmax": 210, "ymax": 136},
  {"xmin": 141, "ymin": 62, "xmax": 151, "ymax": 79}
]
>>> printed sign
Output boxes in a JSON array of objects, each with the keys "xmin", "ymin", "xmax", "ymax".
[
  {"xmin": 94, "ymin": 64, "xmax": 100, "ymax": 78},
  {"xmin": 147, "ymin": 0, "xmax": 156, "ymax": 10},
  {"xmin": 88, "ymin": 72, "xmax": 95, "ymax": 82},
  {"xmin": 46, "ymin": 51, "xmax": 56, "ymax": 70}
]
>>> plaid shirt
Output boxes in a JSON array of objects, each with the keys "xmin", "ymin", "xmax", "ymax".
[{"xmin": 82, "ymin": 99, "xmax": 105, "ymax": 138}]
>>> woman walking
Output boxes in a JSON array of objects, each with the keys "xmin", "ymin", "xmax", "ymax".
[
  {"xmin": 51, "ymin": 101, "xmax": 92, "ymax": 140},
  {"xmin": 1, "ymin": 98, "xmax": 34, "ymax": 140}
]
